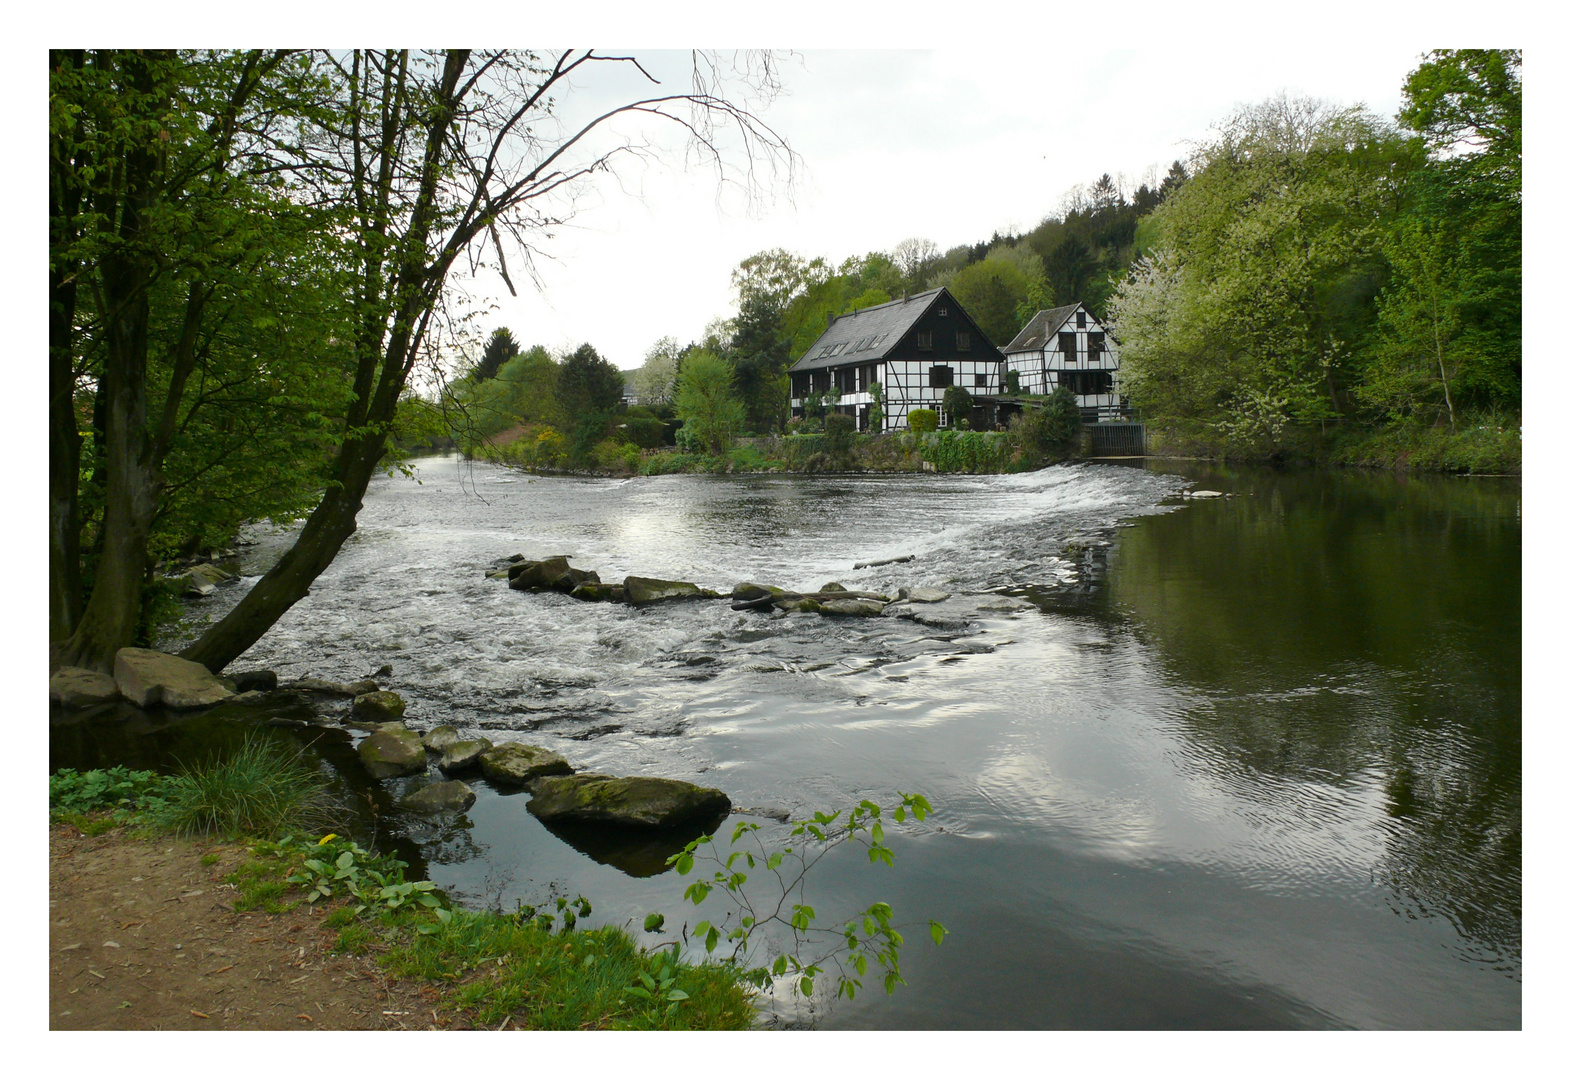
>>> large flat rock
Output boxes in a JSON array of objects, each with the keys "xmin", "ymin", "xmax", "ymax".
[
  {"xmin": 113, "ymin": 648, "xmax": 233, "ymax": 709},
  {"xmin": 526, "ymin": 774, "xmax": 731, "ymax": 829},
  {"xmin": 50, "ymin": 666, "xmax": 122, "ymax": 708},
  {"xmin": 357, "ymin": 725, "xmax": 427, "ymax": 780},
  {"xmin": 479, "ymin": 743, "xmax": 573, "ymax": 786}
]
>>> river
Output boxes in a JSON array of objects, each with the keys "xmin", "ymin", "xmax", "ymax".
[{"xmin": 51, "ymin": 455, "xmax": 1521, "ymax": 1029}]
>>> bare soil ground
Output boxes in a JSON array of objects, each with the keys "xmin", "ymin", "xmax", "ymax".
[{"xmin": 48, "ymin": 824, "xmax": 448, "ymax": 1031}]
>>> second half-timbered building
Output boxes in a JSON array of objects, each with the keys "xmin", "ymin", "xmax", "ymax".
[
  {"xmin": 1000, "ymin": 303, "xmax": 1124, "ymax": 422},
  {"xmin": 787, "ymin": 287, "xmax": 1007, "ymax": 432}
]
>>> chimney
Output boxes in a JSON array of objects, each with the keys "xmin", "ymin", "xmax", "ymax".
[
  {"xmin": 826, "ymin": 312, "xmax": 836, "ymax": 327},
  {"xmin": 902, "ymin": 291, "xmax": 909, "ymax": 303}
]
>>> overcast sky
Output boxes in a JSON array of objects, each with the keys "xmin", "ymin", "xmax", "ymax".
[{"xmin": 461, "ymin": 41, "xmax": 1427, "ymax": 372}]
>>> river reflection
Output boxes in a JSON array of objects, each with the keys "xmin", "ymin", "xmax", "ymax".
[{"xmin": 56, "ymin": 456, "xmax": 1518, "ymax": 1029}]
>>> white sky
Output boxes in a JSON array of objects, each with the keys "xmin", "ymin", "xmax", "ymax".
[
  {"xmin": 466, "ymin": 42, "xmax": 1427, "ymax": 369},
  {"xmin": 461, "ymin": 42, "xmax": 1426, "ymax": 367}
]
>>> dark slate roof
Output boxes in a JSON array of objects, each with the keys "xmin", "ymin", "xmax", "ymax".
[
  {"xmin": 1002, "ymin": 303, "xmax": 1084, "ymax": 353},
  {"xmin": 788, "ymin": 288, "xmax": 948, "ymax": 373}
]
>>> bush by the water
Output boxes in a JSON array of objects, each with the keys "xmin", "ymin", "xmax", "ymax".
[
  {"xmin": 919, "ymin": 430, "xmax": 1009, "ymax": 472},
  {"xmin": 907, "ymin": 408, "xmax": 938, "ymax": 434},
  {"xmin": 156, "ymin": 734, "xmax": 341, "ymax": 839}
]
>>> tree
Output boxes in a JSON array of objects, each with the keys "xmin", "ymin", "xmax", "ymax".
[
  {"xmin": 630, "ymin": 337, "xmax": 681, "ymax": 405},
  {"xmin": 946, "ymin": 256, "xmax": 1050, "ymax": 347},
  {"xmin": 673, "ymin": 350, "xmax": 745, "ymax": 455},
  {"xmin": 45, "ymin": 49, "xmax": 795, "ymax": 673},
  {"xmin": 942, "ymin": 386, "xmax": 975, "ymax": 429},
  {"xmin": 50, "ymin": 49, "xmax": 346, "ymax": 666},
  {"xmin": 729, "ymin": 292, "xmax": 792, "ymax": 432},
  {"xmin": 472, "ymin": 327, "xmax": 520, "ymax": 382},
  {"xmin": 557, "ymin": 344, "xmax": 624, "ymax": 417},
  {"xmin": 1108, "ymin": 95, "xmax": 1411, "ymax": 437}
]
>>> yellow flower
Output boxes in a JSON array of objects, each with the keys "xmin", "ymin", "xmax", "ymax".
[{"xmin": 318, "ymin": 833, "xmax": 337, "ymax": 845}]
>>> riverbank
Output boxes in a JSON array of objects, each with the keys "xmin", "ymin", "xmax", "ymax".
[
  {"xmin": 48, "ymin": 766, "xmax": 758, "ymax": 1031},
  {"xmin": 1143, "ymin": 415, "xmax": 1521, "ymax": 474}
]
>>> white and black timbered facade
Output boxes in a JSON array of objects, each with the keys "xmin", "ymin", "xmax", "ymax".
[
  {"xmin": 787, "ymin": 287, "xmax": 1007, "ymax": 432},
  {"xmin": 1001, "ymin": 303, "xmax": 1124, "ymax": 421}
]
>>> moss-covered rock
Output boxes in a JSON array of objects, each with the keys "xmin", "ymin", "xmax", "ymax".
[
  {"xmin": 508, "ymin": 556, "xmax": 571, "ymax": 591},
  {"xmin": 351, "ymin": 690, "xmax": 406, "ymax": 724},
  {"xmin": 817, "ymin": 581, "xmax": 848, "ymax": 593},
  {"xmin": 439, "ymin": 738, "xmax": 493, "ymax": 774},
  {"xmin": 623, "ymin": 576, "xmax": 717, "ymax": 603},
  {"xmin": 526, "ymin": 774, "xmax": 732, "ymax": 829},
  {"xmin": 730, "ymin": 582, "xmax": 786, "ymax": 602},
  {"xmin": 569, "ymin": 581, "xmax": 624, "ymax": 602},
  {"xmin": 357, "ymin": 725, "xmax": 427, "ymax": 779},
  {"xmin": 421, "ymin": 725, "xmax": 461, "ymax": 752},
  {"xmin": 479, "ymin": 742, "xmax": 574, "ymax": 786},
  {"xmin": 774, "ymin": 597, "xmax": 822, "ymax": 614},
  {"xmin": 400, "ymin": 780, "xmax": 476, "ymax": 813}
]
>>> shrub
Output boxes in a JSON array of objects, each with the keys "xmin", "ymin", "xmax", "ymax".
[
  {"xmin": 1005, "ymin": 387, "xmax": 1083, "ymax": 467},
  {"xmin": 942, "ymin": 386, "xmax": 974, "ymax": 428},
  {"xmin": 154, "ymin": 734, "xmax": 340, "ymax": 839},
  {"xmin": 621, "ymin": 415, "xmax": 666, "ymax": 449},
  {"xmin": 920, "ymin": 430, "xmax": 1008, "ymax": 472},
  {"xmin": 823, "ymin": 413, "xmax": 857, "ymax": 464},
  {"xmin": 908, "ymin": 408, "xmax": 938, "ymax": 434},
  {"xmin": 1005, "ymin": 369, "xmax": 1021, "ymax": 394}
]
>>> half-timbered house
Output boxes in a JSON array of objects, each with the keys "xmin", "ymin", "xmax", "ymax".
[
  {"xmin": 1001, "ymin": 303, "xmax": 1124, "ymax": 422},
  {"xmin": 787, "ymin": 287, "xmax": 1007, "ymax": 432}
]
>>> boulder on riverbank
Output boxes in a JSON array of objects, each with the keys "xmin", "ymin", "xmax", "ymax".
[
  {"xmin": 113, "ymin": 648, "xmax": 233, "ymax": 709},
  {"xmin": 230, "ymin": 669, "xmax": 278, "ymax": 692},
  {"xmin": 49, "ymin": 666, "xmax": 122, "ymax": 708},
  {"xmin": 526, "ymin": 774, "xmax": 732, "ymax": 829},
  {"xmin": 351, "ymin": 690, "xmax": 406, "ymax": 724},
  {"xmin": 422, "ymin": 725, "xmax": 462, "ymax": 752},
  {"xmin": 357, "ymin": 725, "xmax": 427, "ymax": 779},
  {"xmin": 508, "ymin": 556, "xmax": 571, "ymax": 591},
  {"xmin": 400, "ymin": 780, "xmax": 477, "ymax": 813},
  {"xmin": 479, "ymin": 742, "xmax": 574, "ymax": 786},
  {"xmin": 897, "ymin": 586, "xmax": 951, "ymax": 603},
  {"xmin": 439, "ymin": 738, "xmax": 493, "ymax": 774}
]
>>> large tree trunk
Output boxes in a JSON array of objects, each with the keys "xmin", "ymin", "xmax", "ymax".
[
  {"xmin": 56, "ymin": 52, "xmax": 168, "ymax": 672},
  {"xmin": 180, "ymin": 434, "xmax": 385, "ymax": 672},
  {"xmin": 49, "ymin": 49, "xmax": 87, "ymax": 646}
]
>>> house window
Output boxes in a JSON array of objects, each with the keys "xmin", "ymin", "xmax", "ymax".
[
  {"xmin": 956, "ymin": 331, "xmax": 971, "ymax": 352},
  {"xmin": 1088, "ymin": 332, "xmax": 1105, "ymax": 363},
  {"xmin": 973, "ymin": 371, "xmax": 988, "ymax": 388},
  {"xmin": 1063, "ymin": 370, "xmax": 1113, "ymax": 396},
  {"xmin": 917, "ymin": 330, "xmax": 934, "ymax": 350},
  {"xmin": 1076, "ymin": 310, "xmax": 1086, "ymax": 328},
  {"xmin": 938, "ymin": 307, "xmax": 948, "ymax": 317},
  {"xmin": 929, "ymin": 365, "xmax": 954, "ymax": 388},
  {"xmin": 1059, "ymin": 331, "xmax": 1077, "ymax": 362}
]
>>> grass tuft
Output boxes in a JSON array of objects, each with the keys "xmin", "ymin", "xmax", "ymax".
[{"xmin": 153, "ymin": 734, "xmax": 341, "ymax": 839}]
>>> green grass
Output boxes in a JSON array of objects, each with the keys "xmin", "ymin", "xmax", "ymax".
[
  {"xmin": 370, "ymin": 906, "xmax": 754, "ymax": 1030},
  {"xmin": 152, "ymin": 734, "xmax": 340, "ymax": 839}
]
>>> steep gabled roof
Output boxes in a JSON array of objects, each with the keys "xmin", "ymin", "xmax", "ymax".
[
  {"xmin": 1002, "ymin": 303, "xmax": 1102, "ymax": 353},
  {"xmin": 788, "ymin": 287, "xmax": 948, "ymax": 373}
]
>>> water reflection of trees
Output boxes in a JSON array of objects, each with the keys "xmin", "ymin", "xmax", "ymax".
[{"xmin": 1105, "ymin": 466, "xmax": 1520, "ymax": 963}]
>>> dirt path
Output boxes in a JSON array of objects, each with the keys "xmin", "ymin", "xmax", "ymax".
[{"xmin": 48, "ymin": 825, "xmax": 444, "ymax": 1031}]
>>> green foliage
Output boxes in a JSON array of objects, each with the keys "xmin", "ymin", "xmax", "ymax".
[
  {"xmin": 674, "ymin": 350, "xmax": 746, "ymax": 456},
  {"xmin": 945, "ymin": 256, "xmax": 1050, "ymax": 347},
  {"xmin": 152, "ymin": 734, "xmax": 339, "ymax": 839},
  {"xmin": 620, "ymin": 414, "xmax": 667, "ymax": 450},
  {"xmin": 942, "ymin": 386, "xmax": 975, "ymax": 428},
  {"xmin": 823, "ymin": 413, "xmax": 858, "ymax": 463},
  {"xmin": 868, "ymin": 381, "xmax": 885, "ymax": 432},
  {"xmin": 1002, "ymin": 388, "xmax": 1083, "ymax": 468},
  {"xmin": 281, "ymin": 834, "xmax": 447, "ymax": 918},
  {"xmin": 471, "ymin": 327, "xmax": 521, "ymax": 383},
  {"xmin": 1005, "ymin": 369, "xmax": 1022, "ymax": 395},
  {"xmin": 907, "ymin": 409, "xmax": 938, "ymax": 435},
  {"xmin": 50, "ymin": 765, "xmax": 169, "ymax": 826},
  {"xmin": 919, "ymin": 431, "xmax": 1008, "ymax": 473},
  {"xmin": 669, "ymin": 794, "xmax": 947, "ymax": 1003}
]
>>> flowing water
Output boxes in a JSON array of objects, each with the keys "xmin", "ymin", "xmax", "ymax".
[{"xmin": 52, "ymin": 455, "xmax": 1521, "ymax": 1029}]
